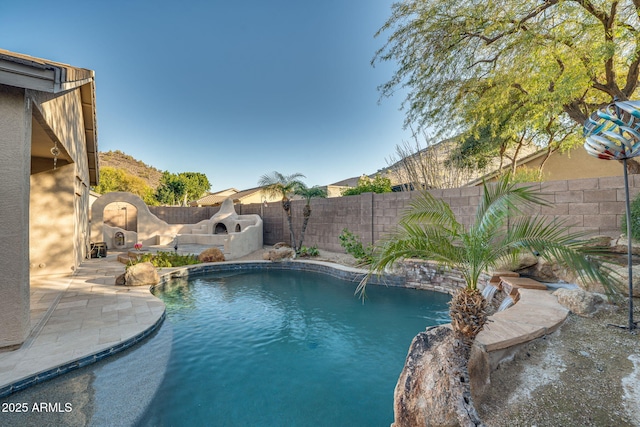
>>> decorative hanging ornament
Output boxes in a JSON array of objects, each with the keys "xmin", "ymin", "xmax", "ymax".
[
  {"xmin": 50, "ymin": 142, "xmax": 60, "ymax": 170},
  {"xmin": 583, "ymin": 100, "xmax": 640, "ymax": 160}
]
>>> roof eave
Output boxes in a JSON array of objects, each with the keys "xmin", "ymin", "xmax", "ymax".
[{"xmin": 0, "ymin": 50, "xmax": 99, "ymax": 185}]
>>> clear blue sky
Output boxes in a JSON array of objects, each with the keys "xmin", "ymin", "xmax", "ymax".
[{"xmin": 1, "ymin": 0, "xmax": 411, "ymax": 191}]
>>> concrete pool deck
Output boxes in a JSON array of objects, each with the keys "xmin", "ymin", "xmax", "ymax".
[{"xmin": 0, "ymin": 247, "xmax": 570, "ymax": 398}]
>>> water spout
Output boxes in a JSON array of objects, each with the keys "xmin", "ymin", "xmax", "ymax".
[
  {"xmin": 497, "ymin": 296, "xmax": 515, "ymax": 312},
  {"xmin": 481, "ymin": 284, "xmax": 498, "ymax": 303}
]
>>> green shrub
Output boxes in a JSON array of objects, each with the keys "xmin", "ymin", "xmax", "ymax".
[
  {"xmin": 338, "ymin": 228, "xmax": 373, "ymax": 265},
  {"xmin": 298, "ymin": 245, "xmax": 320, "ymax": 257},
  {"xmin": 622, "ymin": 193, "xmax": 640, "ymax": 241},
  {"xmin": 341, "ymin": 175, "xmax": 392, "ymax": 196},
  {"xmin": 128, "ymin": 251, "xmax": 200, "ymax": 268}
]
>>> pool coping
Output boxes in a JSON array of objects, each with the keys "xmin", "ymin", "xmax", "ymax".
[
  {"xmin": 0, "ymin": 258, "xmax": 405, "ymax": 398},
  {"xmin": 152, "ymin": 259, "xmax": 406, "ymax": 289},
  {"xmin": 0, "ymin": 313, "xmax": 165, "ymax": 398}
]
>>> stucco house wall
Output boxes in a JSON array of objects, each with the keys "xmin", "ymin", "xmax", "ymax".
[
  {"xmin": 29, "ymin": 88, "xmax": 92, "ymax": 276},
  {"xmin": 470, "ymin": 146, "xmax": 622, "ymax": 186},
  {"xmin": 524, "ymin": 146, "xmax": 621, "ymax": 181},
  {"xmin": 0, "ymin": 49, "xmax": 97, "ymax": 350},
  {"xmin": 0, "ymin": 85, "xmax": 32, "ymax": 350}
]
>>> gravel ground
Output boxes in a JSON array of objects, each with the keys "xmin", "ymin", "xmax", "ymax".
[{"xmin": 477, "ymin": 303, "xmax": 640, "ymax": 427}]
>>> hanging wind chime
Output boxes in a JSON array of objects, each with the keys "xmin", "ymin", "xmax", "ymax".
[{"xmin": 51, "ymin": 141, "xmax": 60, "ymax": 170}]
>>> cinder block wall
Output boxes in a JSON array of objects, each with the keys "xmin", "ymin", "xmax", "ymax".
[
  {"xmin": 150, "ymin": 176, "xmax": 640, "ymax": 252},
  {"xmin": 149, "ymin": 206, "xmax": 220, "ymax": 224}
]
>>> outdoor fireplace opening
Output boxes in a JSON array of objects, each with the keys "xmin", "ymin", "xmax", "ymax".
[{"xmin": 214, "ymin": 223, "xmax": 228, "ymax": 234}]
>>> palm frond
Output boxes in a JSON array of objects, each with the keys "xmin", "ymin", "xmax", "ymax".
[
  {"xmin": 497, "ymin": 216, "xmax": 619, "ymax": 296},
  {"xmin": 474, "ymin": 177, "xmax": 550, "ymax": 236},
  {"xmin": 401, "ymin": 190, "xmax": 462, "ymax": 233},
  {"xmin": 258, "ymin": 171, "xmax": 306, "ymax": 199}
]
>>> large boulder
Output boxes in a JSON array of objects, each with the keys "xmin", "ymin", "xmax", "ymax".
[
  {"xmin": 116, "ymin": 262, "xmax": 159, "ymax": 287},
  {"xmin": 494, "ymin": 252, "xmax": 538, "ymax": 272},
  {"xmin": 553, "ymin": 288, "xmax": 604, "ymax": 316},
  {"xmin": 392, "ymin": 326, "xmax": 484, "ymax": 427},
  {"xmin": 605, "ymin": 264, "xmax": 640, "ymax": 297},
  {"xmin": 198, "ymin": 247, "xmax": 225, "ymax": 263},
  {"xmin": 468, "ymin": 344, "xmax": 492, "ymax": 406},
  {"xmin": 516, "ymin": 257, "xmax": 579, "ymax": 283},
  {"xmin": 610, "ymin": 235, "xmax": 640, "ymax": 255},
  {"xmin": 263, "ymin": 247, "xmax": 295, "ymax": 261}
]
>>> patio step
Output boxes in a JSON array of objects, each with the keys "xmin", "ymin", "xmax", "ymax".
[
  {"xmin": 500, "ymin": 276, "xmax": 548, "ymax": 291},
  {"xmin": 489, "ymin": 270, "xmax": 519, "ymax": 285}
]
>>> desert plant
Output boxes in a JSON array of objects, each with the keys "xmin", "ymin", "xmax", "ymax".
[
  {"xmin": 298, "ymin": 245, "xmax": 320, "ymax": 257},
  {"xmin": 621, "ymin": 192, "xmax": 640, "ymax": 242},
  {"xmin": 198, "ymin": 247, "xmax": 226, "ymax": 263},
  {"xmin": 339, "ymin": 228, "xmax": 373, "ymax": 265},
  {"xmin": 128, "ymin": 251, "xmax": 200, "ymax": 268}
]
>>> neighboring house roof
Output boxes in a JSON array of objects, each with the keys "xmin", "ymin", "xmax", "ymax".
[
  {"xmin": 230, "ymin": 186, "xmax": 270, "ymax": 202},
  {"xmin": 192, "ymin": 189, "xmax": 238, "ymax": 206},
  {"xmin": 0, "ymin": 48, "xmax": 99, "ymax": 185},
  {"xmin": 192, "ymin": 187, "xmax": 269, "ymax": 206},
  {"xmin": 330, "ymin": 176, "xmax": 362, "ymax": 187}
]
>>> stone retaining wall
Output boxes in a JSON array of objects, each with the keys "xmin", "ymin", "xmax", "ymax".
[{"xmin": 400, "ymin": 259, "xmax": 492, "ymax": 294}]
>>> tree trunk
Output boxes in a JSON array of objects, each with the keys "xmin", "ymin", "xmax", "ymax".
[
  {"xmin": 622, "ymin": 158, "xmax": 640, "ymax": 174},
  {"xmin": 298, "ymin": 204, "xmax": 311, "ymax": 251},
  {"xmin": 282, "ymin": 198, "xmax": 297, "ymax": 251}
]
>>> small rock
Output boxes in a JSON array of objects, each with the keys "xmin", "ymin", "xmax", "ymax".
[{"xmin": 115, "ymin": 273, "xmax": 126, "ymax": 286}]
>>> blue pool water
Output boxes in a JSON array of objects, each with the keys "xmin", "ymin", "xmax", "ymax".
[{"xmin": 137, "ymin": 269, "xmax": 450, "ymax": 426}]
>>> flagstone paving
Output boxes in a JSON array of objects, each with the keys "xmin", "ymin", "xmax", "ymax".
[{"xmin": 0, "ymin": 253, "xmax": 165, "ymax": 397}]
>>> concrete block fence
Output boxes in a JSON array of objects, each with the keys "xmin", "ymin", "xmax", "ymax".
[
  {"xmin": 149, "ymin": 176, "xmax": 640, "ymax": 253},
  {"xmin": 149, "ymin": 206, "xmax": 220, "ymax": 224}
]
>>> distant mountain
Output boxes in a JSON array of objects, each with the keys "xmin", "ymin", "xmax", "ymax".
[{"xmin": 98, "ymin": 150, "xmax": 163, "ymax": 189}]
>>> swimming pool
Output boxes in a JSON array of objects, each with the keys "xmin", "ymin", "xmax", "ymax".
[{"xmin": 137, "ymin": 269, "xmax": 450, "ymax": 426}]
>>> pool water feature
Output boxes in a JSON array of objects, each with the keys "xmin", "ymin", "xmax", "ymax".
[{"xmin": 138, "ymin": 269, "xmax": 450, "ymax": 426}]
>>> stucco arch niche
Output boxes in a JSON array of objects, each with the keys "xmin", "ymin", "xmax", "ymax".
[
  {"xmin": 90, "ymin": 193, "xmax": 263, "ymax": 259},
  {"xmin": 91, "ymin": 192, "xmax": 177, "ymax": 249}
]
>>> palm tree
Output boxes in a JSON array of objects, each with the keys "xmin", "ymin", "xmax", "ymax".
[
  {"xmin": 360, "ymin": 175, "xmax": 614, "ymax": 352},
  {"xmin": 258, "ymin": 171, "xmax": 306, "ymax": 251},
  {"xmin": 294, "ymin": 184, "xmax": 327, "ymax": 251}
]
